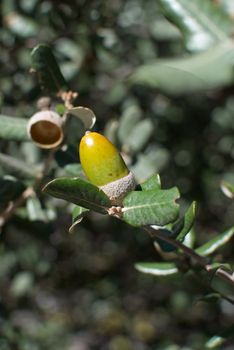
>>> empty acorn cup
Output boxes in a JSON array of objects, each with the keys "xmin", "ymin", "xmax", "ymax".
[{"xmin": 27, "ymin": 110, "xmax": 65, "ymax": 149}]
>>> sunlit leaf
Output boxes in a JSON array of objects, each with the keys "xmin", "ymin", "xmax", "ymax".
[
  {"xmin": 130, "ymin": 41, "xmax": 234, "ymax": 94},
  {"xmin": 43, "ymin": 177, "xmax": 111, "ymax": 214},
  {"xmin": 135, "ymin": 262, "xmax": 179, "ymax": 276},
  {"xmin": 122, "ymin": 187, "xmax": 180, "ymax": 227},
  {"xmin": 196, "ymin": 227, "xmax": 234, "ymax": 256},
  {"xmin": 159, "ymin": 0, "xmax": 233, "ymax": 52}
]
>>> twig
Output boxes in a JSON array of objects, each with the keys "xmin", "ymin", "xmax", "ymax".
[
  {"xmin": 144, "ymin": 226, "xmax": 234, "ymax": 289},
  {"xmin": 0, "ymin": 187, "xmax": 35, "ymax": 228}
]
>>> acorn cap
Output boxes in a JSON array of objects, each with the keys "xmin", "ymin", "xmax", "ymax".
[
  {"xmin": 27, "ymin": 110, "xmax": 65, "ymax": 149},
  {"xmin": 100, "ymin": 171, "xmax": 136, "ymax": 205}
]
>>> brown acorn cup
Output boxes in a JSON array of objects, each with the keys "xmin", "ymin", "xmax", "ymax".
[{"xmin": 27, "ymin": 110, "xmax": 65, "ymax": 149}]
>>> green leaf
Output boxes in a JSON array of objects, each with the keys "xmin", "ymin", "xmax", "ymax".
[
  {"xmin": 43, "ymin": 177, "xmax": 111, "ymax": 214},
  {"xmin": 129, "ymin": 41, "xmax": 234, "ymax": 94},
  {"xmin": 31, "ymin": 44, "xmax": 68, "ymax": 93},
  {"xmin": 0, "ymin": 153, "xmax": 38, "ymax": 179},
  {"xmin": 68, "ymin": 106, "xmax": 96, "ymax": 130},
  {"xmin": 173, "ymin": 202, "xmax": 196, "ymax": 241},
  {"xmin": 159, "ymin": 0, "xmax": 233, "ymax": 52},
  {"xmin": 124, "ymin": 119, "xmax": 154, "ymax": 153},
  {"xmin": 135, "ymin": 262, "xmax": 179, "ymax": 276},
  {"xmin": 118, "ymin": 105, "xmax": 142, "ymax": 145},
  {"xmin": 221, "ymin": 180, "xmax": 234, "ymax": 198},
  {"xmin": 0, "ymin": 115, "xmax": 29, "ymax": 141},
  {"xmin": 122, "ymin": 187, "xmax": 180, "ymax": 227},
  {"xmin": 140, "ymin": 174, "xmax": 161, "ymax": 191},
  {"xmin": 69, "ymin": 205, "xmax": 89, "ymax": 233},
  {"xmin": 196, "ymin": 227, "xmax": 234, "ymax": 256}
]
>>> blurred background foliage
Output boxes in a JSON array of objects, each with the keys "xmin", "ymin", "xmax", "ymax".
[{"xmin": 1, "ymin": 0, "xmax": 234, "ymax": 349}]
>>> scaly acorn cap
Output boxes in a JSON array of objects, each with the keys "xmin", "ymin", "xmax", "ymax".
[
  {"xmin": 79, "ymin": 131, "xmax": 136, "ymax": 205},
  {"xmin": 27, "ymin": 110, "xmax": 65, "ymax": 149}
]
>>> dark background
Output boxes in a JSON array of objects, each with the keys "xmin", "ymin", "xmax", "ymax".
[{"xmin": 1, "ymin": 1, "xmax": 234, "ymax": 349}]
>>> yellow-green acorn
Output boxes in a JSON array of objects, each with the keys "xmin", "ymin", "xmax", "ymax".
[{"xmin": 79, "ymin": 132, "xmax": 136, "ymax": 205}]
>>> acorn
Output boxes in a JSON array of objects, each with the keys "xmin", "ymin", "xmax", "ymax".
[
  {"xmin": 27, "ymin": 110, "xmax": 65, "ymax": 149},
  {"xmin": 79, "ymin": 132, "xmax": 136, "ymax": 205}
]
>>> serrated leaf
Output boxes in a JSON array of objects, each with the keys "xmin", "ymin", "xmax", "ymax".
[
  {"xmin": 159, "ymin": 0, "xmax": 233, "ymax": 52},
  {"xmin": 135, "ymin": 262, "xmax": 178, "ymax": 276},
  {"xmin": 0, "ymin": 153, "xmax": 38, "ymax": 179},
  {"xmin": 122, "ymin": 187, "xmax": 180, "ymax": 227},
  {"xmin": 141, "ymin": 174, "xmax": 161, "ymax": 191},
  {"xmin": 196, "ymin": 227, "xmax": 234, "ymax": 256},
  {"xmin": 69, "ymin": 205, "xmax": 89, "ymax": 233},
  {"xmin": 31, "ymin": 44, "xmax": 67, "ymax": 93},
  {"xmin": 173, "ymin": 202, "xmax": 196, "ymax": 241},
  {"xmin": 43, "ymin": 177, "xmax": 111, "ymax": 214},
  {"xmin": 68, "ymin": 106, "xmax": 96, "ymax": 130},
  {"xmin": 221, "ymin": 180, "xmax": 234, "ymax": 198},
  {"xmin": 0, "ymin": 115, "xmax": 29, "ymax": 141},
  {"xmin": 130, "ymin": 41, "xmax": 234, "ymax": 94}
]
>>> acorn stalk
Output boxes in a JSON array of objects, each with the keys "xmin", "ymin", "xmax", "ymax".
[{"xmin": 79, "ymin": 132, "xmax": 135, "ymax": 205}]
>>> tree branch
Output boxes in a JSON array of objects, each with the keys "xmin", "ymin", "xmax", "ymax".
[{"xmin": 144, "ymin": 226, "xmax": 234, "ymax": 289}]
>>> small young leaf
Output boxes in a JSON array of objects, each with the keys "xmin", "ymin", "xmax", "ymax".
[
  {"xmin": 122, "ymin": 187, "xmax": 180, "ymax": 227},
  {"xmin": 69, "ymin": 205, "xmax": 89, "ymax": 233},
  {"xmin": 135, "ymin": 262, "xmax": 179, "ymax": 276},
  {"xmin": 196, "ymin": 227, "xmax": 234, "ymax": 256},
  {"xmin": 140, "ymin": 174, "xmax": 161, "ymax": 191},
  {"xmin": 68, "ymin": 106, "xmax": 96, "ymax": 130},
  {"xmin": 173, "ymin": 201, "xmax": 196, "ymax": 241},
  {"xmin": 43, "ymin": 177, "xmax": 111, "ymax": 214},
  {"xmin": 0, "ymin": 115, "xmax": 29, "ymax": 141},
  {"xmin": 31, "ymin": 44, "xmax": 68, "ymax": 93}
]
